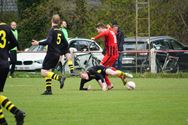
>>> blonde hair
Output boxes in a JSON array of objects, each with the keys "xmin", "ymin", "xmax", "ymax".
[
  {"xmin": 51, "ymin": 14, "xmax": 61, "ymax": 25},
  {"xmin": 79, "ymin": 71, "xmax": 87, "ymax": 78}
]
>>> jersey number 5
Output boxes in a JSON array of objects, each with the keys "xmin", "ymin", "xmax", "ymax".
[
  {"xmin": 57, "ymin": 33, "xmax": 62, "ymax": 45},
  {"xmin": 0, "ymin": 30, "xmax": 6, "ymax": 48}
]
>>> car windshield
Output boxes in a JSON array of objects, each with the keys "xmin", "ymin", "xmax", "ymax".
[
  {"xmin": 27, "ymin": 45, "xmax": 47, "ymax": 52},
  {"xmin": 123, "ymin": 41, "xmax": 147, "ymax": 50},
  {"xmin": 69, "ymin": 40, "xmax": 100, "ymax": 51}
]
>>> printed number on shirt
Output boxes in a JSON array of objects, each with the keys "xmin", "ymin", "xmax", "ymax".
[
  {"xmin": 110, "ymin": 31, "xmax": 117, "ymax": 43},
  {"xmin": 0, "ymin": 30, "xmax": 7, "ymax": 48},
  {"xmin": 57, "ymin": 33, "xmax": 62, "ymax": 45}
]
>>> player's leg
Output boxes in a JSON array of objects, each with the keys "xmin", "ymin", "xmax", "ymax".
[
  {"xmin": 9, "ymin": 50, "xmax": 17, "ymax": 78},
  {"xmin": 41, "ymin": 69, "xmax": 66, "ymax": 89},
  {"xmin": 0, "ymin": 68, "xmax": 9, "ymax": 125},
  {"xmin": 0, "ymin": 68, "xmax": 25, "ymax": 125},
  {"xmin": 41, "ymin": 54, "xmax": 66, "ymax": 92},
  {"xmin": 42, "ymin": 77, "xmax": 52, "ymax": 95},
  {"xmin": 106, "ymin": 68, "xmax": 133, "ymax": 78},
  {"xmin": 100, "ymin": 55, "xmax": 113, "ymax": 89},
  {"xmin": 105, "ymin": 67, "xmax": 133, "ymax": 85},
  {"xmin": 0, "ymin": 105, "xmax": 7, "ymax": 125},
  {"xmin": 101, "ymin": 55, "xmax": 118, "ymax": 89},
  {"xmin": 65, "ymin": 53, "xmax": 75, "ymax": 75},
  {"xmin": 0, "ymin": 95, "xmax": 25, "ymax": 125}
]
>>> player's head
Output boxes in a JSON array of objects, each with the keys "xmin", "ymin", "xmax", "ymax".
[
  {"xmin": 106, "ymin": 24, "xmax": 111, "ymax": 29},
  {"xmin": 61, "ymin": 20, "xmax": 67, "ymax": 28},
  {"xmin": 10, "ymin": 21, "xmax": 17, "ymax": 30},
  {"xmin": 51, "ymin": 14, "xmax": 61, "ymax": 25},
  {"xmin": 112, "ymin": 21, "xmax": 118, "ymax": 31},
  {"xmin": 80, "ymin": 71, "xmax": 89, "ymax": 80},
  {"xmin": 96, "ymin": 23, "xmax": 107, "ymax": 33}
]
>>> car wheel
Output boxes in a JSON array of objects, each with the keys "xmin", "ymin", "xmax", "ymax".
[{"xmin": 140, "ymin": 60, "xmax": 150, "ymax": 73}]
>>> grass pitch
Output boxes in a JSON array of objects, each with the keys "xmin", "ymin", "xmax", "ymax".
[{"xmin": 3, "ymin": 77, "xmax": 188, "ymax": 125}]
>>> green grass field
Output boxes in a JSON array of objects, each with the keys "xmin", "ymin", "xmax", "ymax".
[{"xmin": 3, "ymin": 77, "xmax": 188, "ymax": 125}]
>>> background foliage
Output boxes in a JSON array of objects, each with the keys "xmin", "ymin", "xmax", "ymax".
[{"xmin": 1, "ymin": 0, "xmax": 188, "ymax": 49}]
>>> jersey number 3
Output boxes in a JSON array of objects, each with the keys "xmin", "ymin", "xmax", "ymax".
[
  {"xmin": 0, "ymin": 30, "xmax": 6, "ymax": 48},
  {"xmin": 56, "ymin": 33, "xmax": 62, "ymax": 45}
]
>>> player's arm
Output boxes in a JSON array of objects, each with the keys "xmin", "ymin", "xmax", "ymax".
[
  {"xmin": 95, "ymin": 74, "xmax": 107, "ymax": 91},
  {"xmin": 92, "ymin": 31, "xmax": 107, "ymax": 40},
  {"xmin": 79, "ymin": 79, "xmax": 92, "ymax": 91},
  {"xmin": 32, "ymin": 29, "xmax": 53, "ymax": 46},
  {"xmin": 39, "ymin": 31, "xmax": 53, "ymax": 46},
  {"xmin": 39, "ymin": 39, "xmax": 50, "ymax": 46},
  {"xmin": 8, "ymin": 29, "xmax": 18, "ymax": 50},
  {"xmin": 97, "ymin": 79, "xmax": 107, "ymax": 91}
]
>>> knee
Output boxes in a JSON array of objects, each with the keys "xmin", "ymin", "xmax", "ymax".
[
  {"xmin": 66, "ymin": 53, "xmax": 72, "ymax": 60},
  {"xmin": 41, "ymin": 69, "xmax": 48, "ymax": 77}
]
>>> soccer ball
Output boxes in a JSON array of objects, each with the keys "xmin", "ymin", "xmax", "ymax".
[{"xmin": 126, "ymin": 81, "xmax": 136, "ymax": 90}]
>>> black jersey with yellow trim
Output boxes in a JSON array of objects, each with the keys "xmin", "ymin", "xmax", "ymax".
[
  {"xmin": 39, "ymin": 26, "xmax": 68, "ymax": 55},
  {"xmin": 87, "ymin": 65, "xmax": 107, "ymax": 81},
  {"xmin": 0, "ymin": 23, "xmax": 17, "ymax": 68},
  {"xmin": 80, "ymin": 65, "xmax": 107, "ymax": 89}
]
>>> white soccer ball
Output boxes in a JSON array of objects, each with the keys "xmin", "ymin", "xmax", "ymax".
[{"xmin": 126, "ymin": 81, "xmax": 136, "ymax": 90}]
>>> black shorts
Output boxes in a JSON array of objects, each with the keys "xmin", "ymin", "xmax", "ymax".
[
  {"xmin": 60, "ymin": 48, "xmax": 69, "ymax": 55},
  {"xmin": 0, "ymin": 67, "xmax": 9, "ymax": 92},
  {"xmin": 42, "ymin": 53, "xmax": 60, "ymax": 70}
]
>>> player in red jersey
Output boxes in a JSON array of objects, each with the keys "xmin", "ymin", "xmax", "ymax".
[{"xmin": 91, "ymin": 23, "xmax": 119, "ymax": 89}]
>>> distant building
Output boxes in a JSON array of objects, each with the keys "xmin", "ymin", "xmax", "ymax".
[{"xmin": 0, "ymin": 0, "xmax": 17, "ymax": 12}]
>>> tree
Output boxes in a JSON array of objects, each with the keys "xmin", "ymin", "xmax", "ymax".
[{"xmin": 16, "ymin": 0, "xmax": 188, "ymax": 49}]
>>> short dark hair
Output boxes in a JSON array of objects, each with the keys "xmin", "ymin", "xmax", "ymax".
[{"xmin": 112, "ymin": 20, "xmax": 118, "ymax": 25}]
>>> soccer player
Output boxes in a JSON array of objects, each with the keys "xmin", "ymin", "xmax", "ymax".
[
  {"xmin": 32, "ymin": 14, "xmax": 68, "ymax": 95},
  {"xmin": 91, "ymin": 23, "xmax": 119, "ymax": 90},
  {"xmin": 60, "ymin": 20, "xmax": 75, "ymax": 76},
  {"xmin": 0, "ymin": 20, "xmax": 25, "ymax": 125},
  {"xmin": 79, "ymin": 65, "xmax": 133, "ymax": 91}
]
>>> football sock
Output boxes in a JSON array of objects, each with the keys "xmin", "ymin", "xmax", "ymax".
[
  {"xmin": 116, "ymin": 70, "xmax": 124, "ymax": 78},
  {"xmin": 47, "ymin": 72, "xmax": 61, "ymax": 81},
  {"xmin": 45, "ymin": 77, "xmax": 52, "ymax": 91},
  {"xmin": 0, "ymin": 106, "xmax": 7, "ymax": 125},
  {"xmin": 0, "ymin": 95, "xmax": 20, "ymax": 115},
  {"xmin": 67, "ymin": 59, "xmax": 74, "ymax": 73}
]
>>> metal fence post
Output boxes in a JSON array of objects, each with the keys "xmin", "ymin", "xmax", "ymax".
[{"xmin": 150, "ymin": 49, "xmax": 156, "ymax": 73}]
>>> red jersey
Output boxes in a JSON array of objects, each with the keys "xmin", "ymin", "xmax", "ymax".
[{"xmin": 94, "ymin": 30, "xmax": 118, "ymax": 55}]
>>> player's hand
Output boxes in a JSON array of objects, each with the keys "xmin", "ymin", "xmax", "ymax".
[
  {"xmin": 91, "ymin": 37, "xmax": 95, "ymax": 40},
  {"xmin": 31, "ymin": 40, "xmax": 39, "ymax": 45}
]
